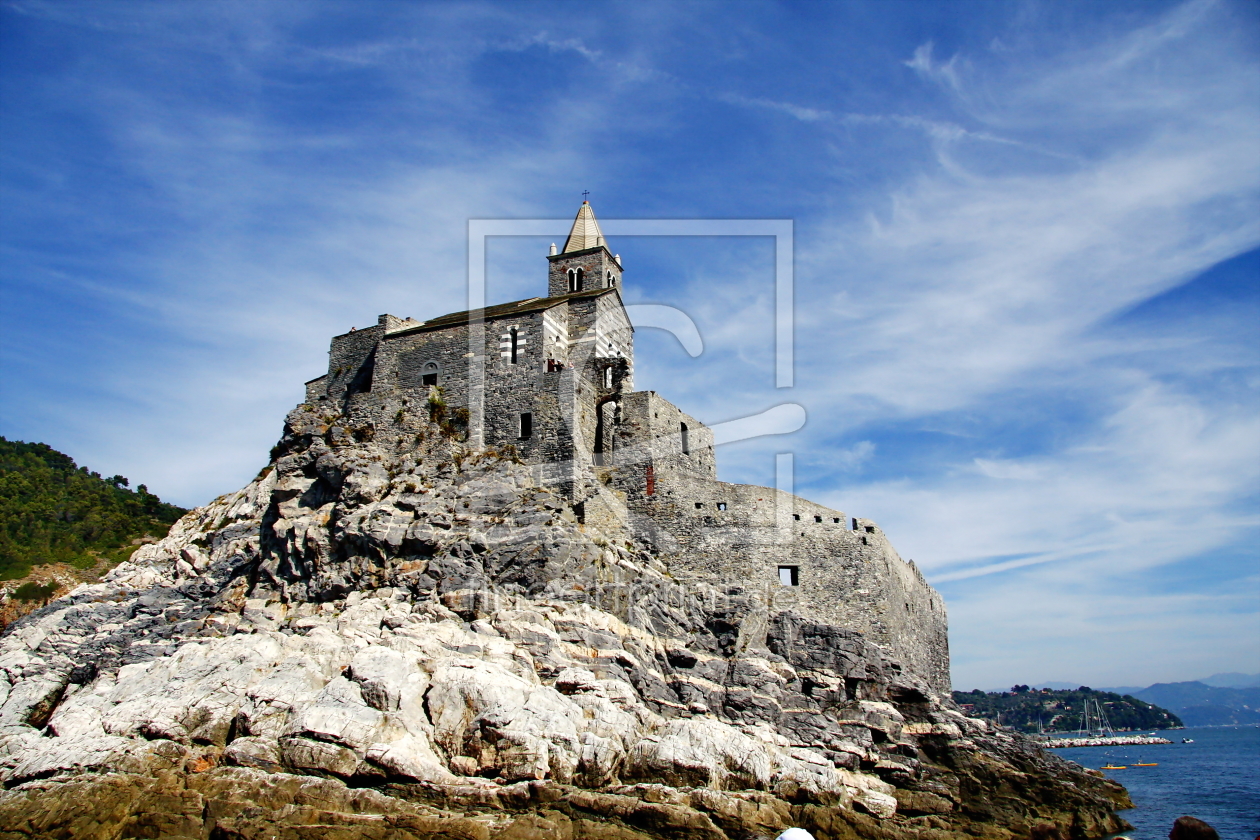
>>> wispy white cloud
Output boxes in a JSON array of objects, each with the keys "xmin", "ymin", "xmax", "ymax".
[
  {"xmin": 904, "ymin": 41, "xmax": 967, "ymax": 94},
  {"xmin": 718, "ymin": 92, "xmax": 828, "ymax": 123}
]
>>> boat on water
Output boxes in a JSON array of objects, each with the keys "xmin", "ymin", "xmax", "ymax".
[
  {"xmin": 1133, "ymin": 762, "xmax": 1158, "ymax": 766},
  {"xmin": 1102, "ymin": 764, "xmax": 1127, "ymax": 770},
  {"xmin": 1182, "ymin": 738, "xmax": 1194, "ymax": 743}
]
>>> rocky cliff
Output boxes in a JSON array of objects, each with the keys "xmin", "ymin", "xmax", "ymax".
[{"xmin": 0, "ymin": 404, "xmax": 1130, "ymax": 839}]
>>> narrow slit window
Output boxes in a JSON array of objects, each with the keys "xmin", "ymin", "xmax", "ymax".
[
  {"xmin": 778, "ymin": 566, "xmax": 799, "ymax": 587},
  {"xmin": 604, "ymin": 367, "xmax": 613, "ymax": 388},
  {"xmin": 519, "ymin": 412, "xmax": 533, "ymax": 439},
  {"xmin": 568, "ymin": 269, "xmax": 579, "ymax": 292},
  {"xmin": 510, "ymin": 327, "xmax": 519, "ymax": 364},
  {"xmin": 680, "ymin": 422, "xmax": 690, "ymax": 455}
]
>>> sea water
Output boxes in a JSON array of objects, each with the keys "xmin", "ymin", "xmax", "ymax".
[{"xmin": 1056, "ymin": 725, "xmax": 1259, "ymax": 839}]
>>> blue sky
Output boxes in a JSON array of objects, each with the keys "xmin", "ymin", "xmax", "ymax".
[{"xmin": 2, "ymin": 0, "xmax": 1257, "ymax": 690}]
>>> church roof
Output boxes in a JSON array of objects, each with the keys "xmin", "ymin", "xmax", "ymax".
[
  {"xmin": 386, "ymin": 287, "xmax": 620, "ymax": 337},
  {"xmin": 561, "ymin": 201, "xmax": 605, "ymax": 253}
]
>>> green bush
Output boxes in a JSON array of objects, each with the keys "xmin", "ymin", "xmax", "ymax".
[{"xmin": 12, "ymin": 581, "xmax": 58, "ymax": 601}]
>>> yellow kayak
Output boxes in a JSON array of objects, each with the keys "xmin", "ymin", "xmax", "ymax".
[{"xmin": 1101, "ymin": 764, "xmax": 1127, "ymax": 770}]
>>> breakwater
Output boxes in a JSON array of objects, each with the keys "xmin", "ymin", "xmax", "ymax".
[{"xmin": 1043, "ymin": 735, "xmax": 1173, "ymax": 748}]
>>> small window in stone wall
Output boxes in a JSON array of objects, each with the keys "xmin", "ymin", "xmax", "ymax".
[
  {"xmin": 681, "ymin": 422, "xmax": 690, "ymax": 455},
  {"xmin": 422, "ymin": 362, "xmax": 439, "ymax": 387},
  {"xmin": 510, "ymin": 328, "xmax": 519, "ymax": 364},
  {"xmin": 778, "ymin": 566, "xmax": 799, "ymax": 587},
  {"xmin": 792, "ymin": 514, "xmax": 801, "ymax": 521},
  {"xmin": 695, "ymin": 502, "xmax": 704, "ymax": 509},
  {"xmin": 519, "ymin": 412, "xmax": 533, "ymax": 439},
  {"xmin": 833, "ymin": 517, "xmax": 841, "ymax": 524},
  {"xmin": 814, "ymin": 515, "xmax": 822, "ymax": 523},
  {"xmin": 717, "ymin": 502, "xmax": 727, "ymax": 511}
]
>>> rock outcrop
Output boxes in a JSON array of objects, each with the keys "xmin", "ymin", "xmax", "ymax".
[{"xmin": 0, "ymin": 405, "xmax": 1130, "ymax": 839}]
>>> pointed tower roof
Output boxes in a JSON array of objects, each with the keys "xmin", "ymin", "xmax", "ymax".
[{"xmin": 561, "ymin": 201, "xmax": 606, "ymax": 253}]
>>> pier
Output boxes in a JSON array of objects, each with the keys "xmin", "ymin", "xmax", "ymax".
[{"xmin": 1042, "ymin": 735, "xmax": 1173, "ymax": 748}]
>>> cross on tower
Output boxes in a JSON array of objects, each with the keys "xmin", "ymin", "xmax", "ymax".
[{"xmin": 582, "ymin": 190, "xmax": 590, "ymax": 201}]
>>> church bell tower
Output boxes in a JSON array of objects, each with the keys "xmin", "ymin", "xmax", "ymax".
[{"xmin": 547, "ymin": 201, "xmax": 623, "ymax": 298}]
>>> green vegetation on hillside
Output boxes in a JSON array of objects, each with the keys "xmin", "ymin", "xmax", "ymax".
[
  {"xmin": 0, "ymin": 437, "xmax": 187, "ymax": 579},
  {"xmin": 952, "ymin": 685, "xmax": 1183, "ymax": 733}
]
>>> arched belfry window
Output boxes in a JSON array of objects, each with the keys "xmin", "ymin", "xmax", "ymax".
[
  {"xmin": 606, "ymin": 270, "xmax": 614, "ymax": 287},
  {"xmin": 422, "ymin": 362, "xmax": 439, "ymax": 387},
  {"xmin": 575, "ymin": 268, "xmax": 584, "ymax": 290},
  {"xmin": 509, "ymin": 327, "xmax": 519, "ymax": 364},
  {"xmin": 567, "ymin": 269, "xmax": 578, "ymax": 292}
]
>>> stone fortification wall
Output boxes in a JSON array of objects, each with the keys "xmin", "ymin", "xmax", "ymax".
[
  {"xmin": 323, "ymin": 322, "xmax": 385, "ymax": 403},
  {"xmin": 618, "ymin": 467, "xmax": 950, "ymax": 693},
  {"xmin": 607, "ymin": 390, "xmax": 717, "ymax": 481},
  {"xmin": 586, "ymin": 389, "xmax": 948, "ymax": 691}
]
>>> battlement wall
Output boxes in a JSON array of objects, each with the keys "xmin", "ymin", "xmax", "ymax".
[{"xmin": 615, "ymin": 467, "xmax": 950, "ymax": 692}]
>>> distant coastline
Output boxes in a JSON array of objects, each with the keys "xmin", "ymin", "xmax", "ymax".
[
  {"xmin": 967, "ymin": 674, "xmax": 1260, "ymax": 729},
  {"xmin": 953, "ymin": 686, "xmax": 1182, "ymax": 734}
]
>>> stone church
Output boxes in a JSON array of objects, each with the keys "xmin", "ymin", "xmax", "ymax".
[{"xmin": 302, "ymin": 202, "xmax": 949, "ymax": 690}]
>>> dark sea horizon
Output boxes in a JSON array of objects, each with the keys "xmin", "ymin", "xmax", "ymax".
[{"xmin": 1055, "ymin": 724, "xmax": 1258, "ymax": 839}]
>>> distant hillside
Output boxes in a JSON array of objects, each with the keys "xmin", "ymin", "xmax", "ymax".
[
  {"xmin": 1130, "ymin": 681, "xmax": 1260, "ymax": 727},
  {"xmin": 1200, "ymin": 672, "xmax": 1260, "ymax": 689},
  {"xmin": 953, "ymin": 686, "xmax": 1183, "ymax": 733},
  {"xmin": 0, "ymin": 437, "xmax": 186, "ymax": 580}
]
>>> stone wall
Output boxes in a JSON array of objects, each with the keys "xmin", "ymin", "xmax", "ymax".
[
  {"xmin": 324, "ymin": 322, "xmax": 384, "ymax": 404},
  {"xmin": 618, "ymin": 466, "xmax": 950, "ymax": 693},
  {"xmin": 608, "ymin": 391, "xmax": 717, "ymax": 483},
  {"xmin": 573, "ymin": 387, "xmax": 951, "ymax": 691}
]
